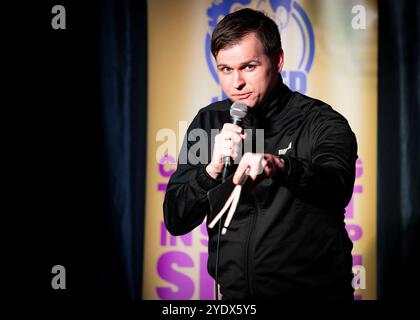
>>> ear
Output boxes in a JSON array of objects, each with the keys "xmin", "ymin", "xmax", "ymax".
[{"xmin": 275, "ymin": 49, "xmax": 284, "ymax": 74}]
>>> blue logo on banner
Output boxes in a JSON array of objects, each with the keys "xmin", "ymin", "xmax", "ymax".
[{"xmin": 205, "ymin": 0, "xmax": 315, "ymax": 102}]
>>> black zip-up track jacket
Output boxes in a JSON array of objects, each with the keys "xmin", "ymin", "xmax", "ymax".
[{"xmin": 163, "ymin": 82, "xmax": 357, "ymax": 300}]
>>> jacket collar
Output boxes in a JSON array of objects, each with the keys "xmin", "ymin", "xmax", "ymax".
[
  {"xmin": 226, "ymin": 76, "xmax": 293, "ymax": 131},
  {"xmin": 250, "ymin": 76, "xmax": 292, "ymax": 119}
]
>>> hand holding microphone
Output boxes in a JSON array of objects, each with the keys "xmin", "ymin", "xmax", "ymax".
[{"xmin": 206, "ymin": 102, "xmax": 248, "ymax": 179}]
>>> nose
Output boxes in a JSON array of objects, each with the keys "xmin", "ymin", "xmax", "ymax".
[{"xmin": 233, "ymin": 70, "xmax": 245, "ymax": 90}]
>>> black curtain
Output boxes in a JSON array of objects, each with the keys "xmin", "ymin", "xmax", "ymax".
[
  {"xmin": 378, "ymin": 0, "xmax": 420, "ymax": 299},
  {"xmin": 95, "ymin": 0, "xmax": 148, "ymax": 299},
  {"xmin": 30, "ymin": 0, "xmax": 148, "ymax": 299}
]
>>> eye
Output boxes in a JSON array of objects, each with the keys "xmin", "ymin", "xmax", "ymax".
[
  {"xmin": 244, "ymin": 65, "xmax": 256, "ymax": 71},
  {"xmin": 219, "ymin": 67, "xmax": 232, "ymax": 74}
]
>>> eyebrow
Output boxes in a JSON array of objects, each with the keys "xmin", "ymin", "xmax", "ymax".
[{"xmin": 217, "ymin": 59, "xmax": 261, "ymax": 68}]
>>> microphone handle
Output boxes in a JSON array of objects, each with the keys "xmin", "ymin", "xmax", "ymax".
[
  {"xmin": 232, "ymin": 117, "xmax": 242, "ymax": 126},
  {"xmin": 221, "ymin": 158, "xmax": 230, "ymax": 183},
  {"xmin": 222, "ymin": 117, "xmax": 243, "ymax": 179}
]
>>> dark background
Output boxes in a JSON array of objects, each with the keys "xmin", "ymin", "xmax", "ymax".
[
  {"xmin": 23, "ymin": 0, "xmax": 148, "ymax": 299},
  {"xmin": 15, "ymin": 0, "xmax": 419, "ymax": 300}
]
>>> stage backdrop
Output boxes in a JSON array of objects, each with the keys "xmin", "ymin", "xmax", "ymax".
[{"xmin": 143, "ymin": 0, "xmax": 377, "ymax": 300}]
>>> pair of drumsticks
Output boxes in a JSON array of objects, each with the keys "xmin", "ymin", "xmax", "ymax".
[{"xmin": 208, "ymin": 169, "xmax": 250, "ymax": 235}]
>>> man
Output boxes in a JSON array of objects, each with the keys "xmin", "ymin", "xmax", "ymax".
[{"xmin": 163, "ymin": 8, "xmax": 357, "ymax": 300}]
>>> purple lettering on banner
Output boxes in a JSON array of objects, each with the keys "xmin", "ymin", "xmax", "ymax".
[
  {"xmin": 200, "ymin": 252, "xmax": 214, "ymax": 300},
  {"xmin": 352, "ymin": 254, "xmax": 362, "ymax": 266},
  {"xmin": 345, "ymin": 185, "xmax": 363, "ymax": 219},
  {"xmin": 356, "ymin": 159, "xmax": 363, "ymax": 178},
  {"xmin": 156, "ymin": 251, "xmax": 194, "ymax": 300},
  {"xmin": 345, "ymin": 224, "xmax": 363, "ymax": 241},
  {"xmin": 157, "ymin": 183, "xmax": 167, "ymax": 192},
  {"xmin": 345, "ymin": 198, "xmax": 354, "ymax": 220},
  {"xmin": 346, "ymin": 158, "xmax": 365, "ymax": 300},
  {"xmin": 158, "ymin": 155, "xmax": 176, "ymax": 193},
  {"xmin": 345, "ymin": 158, "xmax": 364, "ymax": 244},
  {"xmin": 200, "ymin": 223, "xmax": 208, "ymax": 247},
  {"xmin": 161, "ymin": 222, "xmax": 166, "ymax": 246},
  {"xmin": 160, "ymin": 221, "xmax": 193, "ymax": 247},
  {"xmin": 352, "ymin": 255, "xmax": 363, "ymax": 300},
  {"xmin": 170, "ymin": 232, "xmax": 192, "ymax": 247},
  {"xmin": 159, "ymin": 155, "xmax": 176, "ymax": 177},
  {"xmin": 353, "ymin": 185, "xmax": 363, "ymax": 194}
]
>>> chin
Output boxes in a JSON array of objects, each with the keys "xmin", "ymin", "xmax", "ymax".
[
  {"xmin": 229, "ymin": 95, "xmax": 256, "ymax": 108},
  {"xmin": 244, "ymin": 98, "xmax": 257, "ymax": 108}
]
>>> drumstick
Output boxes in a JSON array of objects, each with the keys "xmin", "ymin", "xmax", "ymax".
[
  {"xmin": 208, "ymin": 168, "xmax": 250, "ymax": 230},
  {"xmin": 208, "ymin": 189, "xmax": 236, "ymax": 229},
  {"xmin": 222, "ymin": 185, "xmax": 242, "ymax": 235}
]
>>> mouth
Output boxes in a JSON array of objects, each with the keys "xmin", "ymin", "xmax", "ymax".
[{"xmin": 232, "ymin": 92, "xmax": 252, "ymax": 100}]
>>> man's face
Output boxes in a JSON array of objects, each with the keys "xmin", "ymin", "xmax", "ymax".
[{"xmin": 215, "ymin": 33, "xmax": 283, "ymax": 108}]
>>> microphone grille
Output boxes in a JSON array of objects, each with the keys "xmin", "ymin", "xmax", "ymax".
[{"xmin": 230, "ymin": 102, "xmax": 248, "ymax": 119}]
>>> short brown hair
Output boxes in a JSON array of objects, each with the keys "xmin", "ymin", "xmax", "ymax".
[{"xmin": 210, "ymin": 8, "xmax": 282, "ymax": 61}]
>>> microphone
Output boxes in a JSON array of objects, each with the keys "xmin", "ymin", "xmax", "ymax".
[
  {"xmin": 223, "ymin": 102, "xmax": 248, "ymax": 169},
  {"xmin": 216, "ymin": 101, "xmax": 248, "ymax": 301}
]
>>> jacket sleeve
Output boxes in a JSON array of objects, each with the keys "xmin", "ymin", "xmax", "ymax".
[
  {"xmin": 280, "ymin": 108, "xmax": 358, "ymax": 209},
  {"xmin": 163, "ymin": 114, "xmax": 221, "ymax": 236}
]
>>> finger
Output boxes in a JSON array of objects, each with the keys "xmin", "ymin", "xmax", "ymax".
[
  {"xmin": 237, "ymin": 170, "xmax": 249, "ymax": 185},
  {"xmin": 218, "ymin": 131, "xmax": 240, "ymax": 147},
  {"xmin": 231, "ymin": 145, "xmax": 239, "ymax": 160},
  {"xmin": 214, "ymin": 132, "xmax": 226, "ymax": 143},
  {"xmin": 220, "ymin": 144, "xmax": 240, "ymax": 158},
  {"xmin": 249, "ymin": 155, "xmax": 263, "ymax": 180},
  {"xmin": 219, "ymin": 144, "xmax": 238, "ymax": 159},
  {"xmin": 230, "ymin": 132, "xmax": 243, "ymax": 144},
  {"xmin": 261, "ymin": 158, "xmax": 268, "ymax": 169},
  {"xmin": 263, "ymin": 165, "xmax": 272, "ymax": 177},
  {"xmin": 260, "ymin": 158, "xmax": 273, "ymax": 176},
  {"xmin": 233, "ymin": 153, "xmax": 251, "ymax": 184},
  {"xmin": 222, "ymin": 123, "xmax": 243, "ymax": 134},
  {"xmin": 220, "ymin": 140, "xmax": 234, "ymax": 149},
  {"xmin": 219, "ymin": 147, "xmax": 235, "ymax": 158},
  {"xmin": 263, "ymin": 155, "xmax": 278, "ymax": 177},
  {"xmin": 220, "ymin": 131, "xmax": 242, "ymax": 145}
]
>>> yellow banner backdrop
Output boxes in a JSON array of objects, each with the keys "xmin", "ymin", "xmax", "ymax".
[{"xmin": 143, "ymin": 0, "xmax": 377, "ymax": 300}]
